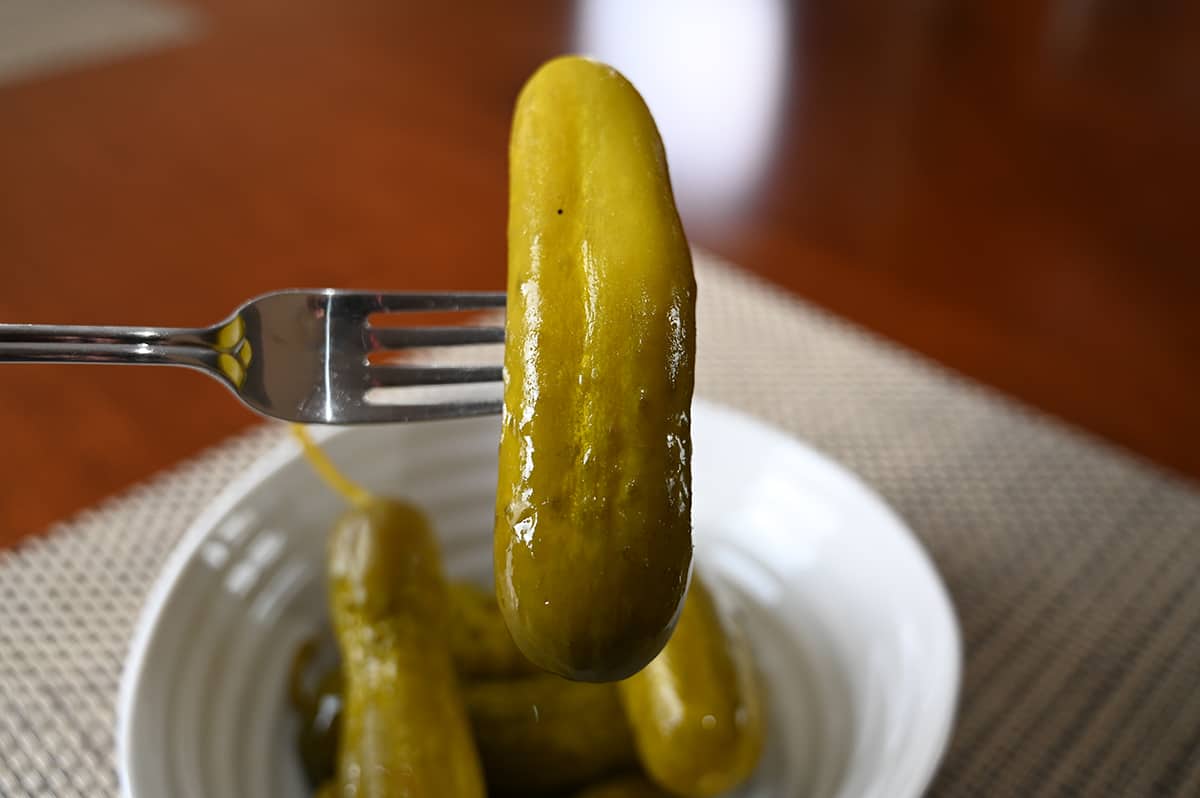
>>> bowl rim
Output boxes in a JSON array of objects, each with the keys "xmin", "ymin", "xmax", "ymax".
[{"xmin": 117, "ymin": 398, "xmax": 962, "ymax": 798}]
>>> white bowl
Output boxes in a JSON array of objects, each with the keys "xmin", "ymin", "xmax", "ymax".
[{"xmin": 118, "ymin": 399, "xmax": 960, "ymax": 797}]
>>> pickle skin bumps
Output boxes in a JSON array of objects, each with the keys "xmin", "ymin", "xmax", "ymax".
[{"xmin": 496, "ymin": 55, "xmax": 697, "ymax": 682}]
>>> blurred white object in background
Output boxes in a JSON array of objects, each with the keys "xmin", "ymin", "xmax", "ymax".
[
  {"xmin": 576, "ymin": 0, "xmax": 790, "ymax": 229},
  {"xmin": 0, "ymin": 0, "xmax": 199, "ymax": 88}
]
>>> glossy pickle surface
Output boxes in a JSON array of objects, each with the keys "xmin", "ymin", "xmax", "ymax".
[
  {"xmin": 293, "ymin": 582, "xmax": 635, "ymax": 794},
  {"xmin": 619, "ymin": 577, "xmax": 766, "ymax": 797},
  {"xmin": 571, "ymin": 776, "xmax": 675, "ymax": 798},
  {"xmin": 448, "ymin": 581, "xmax": 540, "ymax": 680},
  {"xmin": 465, "ymin": 674, "xmax": 638, "ymax": 795},
  {"xmin": 329, "ymin": 499, "xmax": 485, "ymax": 798},
  {"xmin": 497, "ymin": 55, "xmax": 697, "ymax": 682}
]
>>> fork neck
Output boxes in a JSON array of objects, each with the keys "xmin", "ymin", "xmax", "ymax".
[
  {"xmin": 0, "ymin": 341, "xmax": 221, "ymax": 371},
  {"xmin": 0, "ymin": 323, "xmax": 217, "ymax": 348},
  {"xmin": 0, "ymin": 323, "xmax": 230, "ymax": 374}
]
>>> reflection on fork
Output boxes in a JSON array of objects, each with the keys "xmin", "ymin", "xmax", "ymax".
[{"xmin": 0, "ymin": 289, "xmax": 507, "ymax": 424}]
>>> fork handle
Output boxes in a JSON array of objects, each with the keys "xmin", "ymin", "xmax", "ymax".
[{"xmin": 0, "ymin": 324, "xmax": 217, "ymax": 367}]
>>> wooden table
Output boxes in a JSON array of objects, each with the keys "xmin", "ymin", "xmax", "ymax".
[{"xmin": 2, "ymin": 0, "xmax": 1198, "ymax": 545}]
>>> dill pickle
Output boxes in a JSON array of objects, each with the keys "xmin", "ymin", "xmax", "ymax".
[
  {"xmin": 330, "ymin": 499, "xmax": 485, "ymax": 797},
  {"xmin": 572, "ymin": 776, "xmax": 675, "ymax": 798},
  {"xmin": 448, "ymin": 581, "xmax": 538, "ymax": 679},
  {"xmin": 291, "ymin": 581, "xmax": 532, "ymax": 786},
  {"xmin": 618, "ymin": 577, "xmax": 765, "ymax": 796},
  {"xmin": 293, "ymin": 663, "xmax": 341, "ymax": 787},
  {"xmin": 465, "ymin": 675, "xmax": 637, "ymax": 795},
  {"xmin": 292, "ymin": 669, "xmax": 636, "ymax": 796},
  {"xmin": 497, "ymin": 55, "xmax": 696, "ymax": 682}
]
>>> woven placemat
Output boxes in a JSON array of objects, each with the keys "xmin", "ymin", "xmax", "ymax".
[{"xmin": 2, "ymin": 251, "xmax": 1199, "ymax": 796}]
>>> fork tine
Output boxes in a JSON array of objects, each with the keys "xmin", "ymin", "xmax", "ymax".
[
  {"xmin": 342, "ymin": 399, "xmax": 504, "ymax": 424},
  {"xmin": 367, "ymin": 326, "xmax": 505, "ymax": 350},
  {"xmin": 334, "ymin": 291, "xmax": 506, "ymax": 315},
  {"xmin": 368, "ymin": 364, "xmax": 503, "ymax": 387}
]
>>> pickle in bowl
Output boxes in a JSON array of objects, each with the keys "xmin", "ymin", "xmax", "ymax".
[
  {"xmin": 290, "ymin": 584, "xmax": 637, "ymax": 796},
  {"xmin": 619, "ymin": 576, "xmax": 767, "ymax": 797},
  {"xmin": 293, "ymin": 427, "xmax": 486, "ymax": 798},
  {"xmin": 571, "ymin": 775, "xmax": 676, "ymax": 798},
  {"xmin": 465, "ymin": 675, "xmax": 638, "ymax": 795},
  {"xmin": 329, "ymin": 498, "xmax": 486, "ymax": 798}
]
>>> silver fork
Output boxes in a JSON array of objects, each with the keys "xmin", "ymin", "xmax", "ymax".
[{"xmin": 0, "ymin": 290, "xmax": 506, "ymax": 423}]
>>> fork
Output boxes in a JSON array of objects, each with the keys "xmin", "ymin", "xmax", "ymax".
[{"xmin": 0, "ymin": 290, "xmax": 507, "ymax": 423}]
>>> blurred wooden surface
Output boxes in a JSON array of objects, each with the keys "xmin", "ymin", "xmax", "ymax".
[{"xmin": 1, "ymin": 0, "xmax": 1198, "ymax": 545}]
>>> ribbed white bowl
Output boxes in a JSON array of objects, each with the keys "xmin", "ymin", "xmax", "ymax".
[{"xmin": 118, "ymin": 399, "xmax": 959, "ymax": 797}]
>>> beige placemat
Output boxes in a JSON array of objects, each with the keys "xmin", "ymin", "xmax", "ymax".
[
  {"xmin": 0, "ymin": 0, "xmax": 199, "ymax": 89},
  {"xmin": 2, "ymin": 251, "xmax": 1199, "ymax": 796}
]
